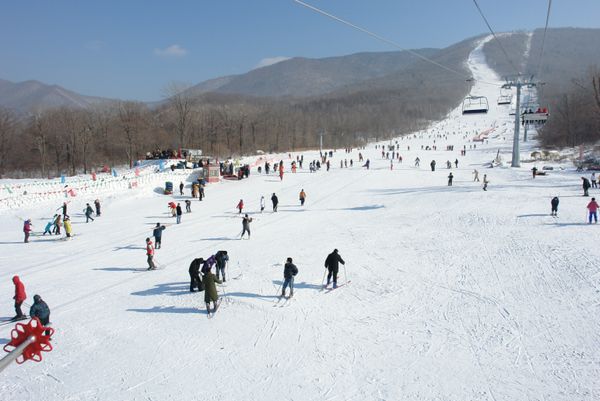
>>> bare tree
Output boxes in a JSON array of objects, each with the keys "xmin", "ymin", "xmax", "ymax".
[
  {"xmin": 119, "ymin": 102, "xmax": 146, "ymax": 168},
  {"xmin": 0, "ymin": 108, "xmax": 18, "ymax": 177},
  {"xmin": 163, "ymin": 82, "xmax": 194, "ymax": 152}
]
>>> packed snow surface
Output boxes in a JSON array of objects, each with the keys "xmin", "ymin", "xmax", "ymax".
[{"xmin": 1, "ymin": 37, "xmax": 599, "ymax": 401}]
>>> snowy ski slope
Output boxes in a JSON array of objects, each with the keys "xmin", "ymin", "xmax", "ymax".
[{"xmin": 1, "ymin": 36, "xmax": 599, "ymax": 401}]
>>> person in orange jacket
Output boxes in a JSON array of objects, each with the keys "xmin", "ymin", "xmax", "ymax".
[{"xmin": 299, "ymin": 189, "xmax": 307, "ymax": 206}]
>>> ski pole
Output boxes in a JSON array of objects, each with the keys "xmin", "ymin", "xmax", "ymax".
[
  {"xmin": 321, "ymin": 269, "xmax": 327, "ymax": 287},
  {"xmin": 343, "ymin": 264, "xmax": 348, "ymax": 285}
]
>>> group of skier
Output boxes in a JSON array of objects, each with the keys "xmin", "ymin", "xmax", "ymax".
[{"xmin": 188, "ymin": 251, "xmax": 229, "ymax": 316}]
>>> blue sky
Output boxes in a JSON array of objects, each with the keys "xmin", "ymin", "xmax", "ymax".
[{"xmin": 1, "ymin": 0, "xmax": 598, "ymax": 101}]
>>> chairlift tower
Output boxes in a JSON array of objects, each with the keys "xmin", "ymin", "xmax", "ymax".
[{"xmin": 502, "ymin": 75, "xmax": 539, "ymax": 167}]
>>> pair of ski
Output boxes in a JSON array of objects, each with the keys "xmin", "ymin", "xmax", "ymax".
[
  {"xmin": 273, "ymin": 295, "xmax": 294, "ymax": 307},
  {"xmin": 321, "ymin": 280, "xmax": 351, "ymax": 293},
  {"xmin": 207, "ymin": 298, "xmax": 223, "ymax": 319},
  {"xmin": 0, "ymin": 316, "xmax": 29, "ymax": 327}
]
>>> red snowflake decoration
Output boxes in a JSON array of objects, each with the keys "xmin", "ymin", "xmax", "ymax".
[{"xmin": 3, "ymin": 317, "xmax": 54, "ymax": 363}]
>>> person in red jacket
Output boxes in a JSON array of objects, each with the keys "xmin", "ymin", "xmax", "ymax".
[
  {"xmin": 146, "ymin": 238, "xmax": 156, "ymax": 270},
  {"xmin": 236, "ymin": 199, "xmax": 244, "ymax": 214},
  {"xmin": 587, "ymin": 197, "xmax": 599, "ymax": 224},
  {"xmin": 23, "ymin": 219, "xmax": 32, "ymax": 243},
  {"xmin": 12, "ymin": 275, "xmax": 27, "ymax": 320}
]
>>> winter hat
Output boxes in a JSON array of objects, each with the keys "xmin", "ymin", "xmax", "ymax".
[
  {"xmin": 287, "ymin": 257, "xmax": 293, "ymax": 263},
  {"xmin": 156, "ymin": 223, "xmax": 160, "ymax": 227},
  {"xmin": 333, "ymin": 249, "xmax": 338, "ymax": 253},
  {"xmin": 33, "ymin": 295, "xmax": 41, "ymax": 303},
  {"xmin": 146, "ymin": 237, "xmax": 151, "ymax": 242}
]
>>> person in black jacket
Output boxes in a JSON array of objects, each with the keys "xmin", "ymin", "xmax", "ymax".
[
  {"xmin": 271, "ymin": 193, "xmax": 279, "ymax": 212},
  {"xmin": 153, "ymin": 223, "xmax": 166, "ymax": 249},
  {"xmin": 582, "ymin": 177, "xmax": 591, "ymax": 197},
  {"xmin": 189, "ymin": 258, "xmax": 205, "ymax": 292},
  {"xmin": 176, "ymin": 203, "xmax": 183, "ymax": 224},
  {"xmin": 324, "ymin": 249, "xmax": 345, "ymax": 288},
  {"xmin": 551, "ymin": 196, "xmax": 559, "ymax": 216},
  {"xmin": 29, "ymin": 294, "xmax": 51, "ymax": 336},
  {"xmin": 282, "ymin": 257, "xmax": 298, "ymax": 298}
]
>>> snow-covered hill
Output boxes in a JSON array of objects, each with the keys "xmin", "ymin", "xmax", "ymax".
[{"xmin": 1, "ymin": 36, "xmax": 599, "ymax": 401}]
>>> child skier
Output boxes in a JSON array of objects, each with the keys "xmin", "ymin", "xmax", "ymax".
[
  {"xmin": 12, "ymin": 275, "xmax": 26, "ymax": 320},
  {"xmin": 237, "ymin": 199, "xmax": 244, "ymax": 214},
  {"xmin": 146, "ymin": 238, "xmax": 156, "ymax": 270},
  {"xmin": 23, "ymin": 219, "xmax": 32, "ymax": 243},
  {"xmin": 587, "ymin": 197, "xmax": 599, "ymax": 224},
  {"xmin": 176, "ymin": 203, "xmax": 182, "ymax": 224},
  {"xmin": 64, "ymin": 216, "xmax": 73, "ymax": 238},
  {"xmin": 551, "ymin": 197, "xmax": 559, "ymax": 216}
]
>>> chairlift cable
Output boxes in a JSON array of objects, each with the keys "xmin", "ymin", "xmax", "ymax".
[
  {"xmin": 293, "ymin": 0, "xmax": 499, "ymax": 87},
  {"xmin": 472, "ymin": 0, "xmax": 521, "ymax": 77},
  {"xmin": 535, "ymin": 0, "xmax": 553, "ymax": 78}
]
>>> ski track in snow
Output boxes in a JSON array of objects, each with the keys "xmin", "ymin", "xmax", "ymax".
[{"xmin": 1, "ymin": 35, "xmax": 600, "ymax": 400}]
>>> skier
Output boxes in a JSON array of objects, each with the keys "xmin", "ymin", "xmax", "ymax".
[
  {"xmin": 202, "ymin": 255, "xmax": 217, "ymax": 275},
  {"xmin": 587, "ymin": 197, "xmax": 599, "ymax": 224},
  {"xmin": 592, "ymin": 173, "xmax": 598, "ymax": 189},
  {"xmin": 455, "ymin": 159, "xmax": 459, "ymax": 168},
  {"xmin": 189, "ymin": 257, "xmax": 205, "ymax": 292},
  {"xmin": 153, "ymin": 223, "xmax": 166, "ymax": 249},
  {"xmin": 362, "ymin": 159, "xmax": 370, "ymax": 169},
  {"xmin": 12, "ymin": 276, "xmax": 27, "ymax": 320},
  {"xmin": 483, "ymin": 174, "xmax": 489, "ymax": 191},
  {"xmin": 199, "ymin": 185, "xmax": 205, "ymax": 201},
  {"xmin": 29, "ymin": 294, "xmax": 51, "ymax": 336},
  {"xmin": 215, "ymin": 250, "xmax": 229, "ymax": 282},
  {"xmin": 326, "ymin": 160, "xmax": 330, "ymax": 171},
  {"xmin": 203, "ymin": 267, "xmax": 223, "ymax": 316},
  {"xmin": 241, "ymin": 214, "xmax": 252, "ymax": 239},
  {"xmin": 23, "ymin": 219, "xmax": 32, "ymax": 243},
  {"xmin": 281, "ymin": 257, "xmax": 298, "ymax": 298},
  {"xmin": 532, "ymin": 167, "xmax": 538, "ymax": 179},
  {"xmin": 94, "ymin": 199, "xmax": 101, "ymax": 216},
  {"xmin": 64, "ymin": 216, "xmax": 73, "ymax": 238},
  {"xmin": 237, "ymin": 199, "xmax": 244, "ymax": 214},
  {"xmin": 53, "ymin": 214, "xmax": 62, "ymax": 235},
  {"xmin": 85, "ymin": 203, "xmax": 95, "ymax": 222},
  {"xmin": 448, "ymin": 172, "xmax": 454, "ymax": 186},
  {"xmin": 43, "ymin": 217, "xmax": 54, "ymax": 235},
  {"xmin": 551, "ymin": 196, "xmax": 559, "ymax": 216},
  {"xmin": 324, "ymin": 249, "xmax": 345, "ymax": 289},
  {"xmin": 415, "ymin": 157, "xmax": 420, "ymax": 167},
  {"xmin": 185, "ymin": 200, "xmax": 192, "ymax": 213},
  {"xmin": 473, "ymin": 169, "xmax": 480, "ymax": 182},
  {"xmin": 446, "ymin": 160, "xmax": 451, "ymax": 169},
  {"xmin": 430, "ymin": 160, "xmax": 436, "ymax": 172},
  {"xmin": 271, "ymin": 193, "xmax": 279, "ymax": 212},
  {"xmin": 260, "ymin": 196, "xmax": 265, "ymax": 213},
  {"xmin": 176, "ymin": 203, "xmax": 182, "ymax": 224},
  {"xmin": 168, "ymin": 202, "xmax": 177, "ymax": 217},
  {"xmin": 60, "ymin": 201, "xmax": 68, "ymax": 218},
  {"xmin": 146, "ymin": 238, "xmax": 156, "ymax": 270},
  {"xmin": 265, "ymin": 162, "xmax": 270, "ymax": 174},
  {"xmin": 582, "ymin": 177, "xmax": 591, "ymax": 197},
  {"xmin": 179, "ymin": 181, "xmax": 184, "ymax": 196},
  {"xmin": 299, "ymin": 189, "xmax": 306, "ymax": 206}
]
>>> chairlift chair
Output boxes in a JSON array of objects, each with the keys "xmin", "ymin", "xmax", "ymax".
[{"xmin": 462, "ymin": 95, "xmax": 489, "ymax": 114}]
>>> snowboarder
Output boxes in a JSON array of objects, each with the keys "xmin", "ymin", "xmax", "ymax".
[
  {"xmin": 85, "ymin": 203, "xmax": 95, "ymax": 222},
  {"xmin": 179, "ymin": 181, "xmax": 184, "ymax": 196},
  {"xmin": 215, "ymin": 251, "xmax": 229, "ymax": 282},
  {"xmin": 430, "ymin": 160, "xmax": 436, "ymax": 171},
  {"xmin": 551, "ymin": 196, "xmax": 559, "ymax": 216},
  {"xmin": 473, "ymin": 169, "xmax": 480, "ymax": 182},
  {"xmin": 203, "ymin": 268, "xmax": 222, "ymax": 316},
  {"xmin": 324, "ymin": 249, "xmax": 345, "ymax": 289},
  {"xmin": 448, "ymin": 172, "xmax": 454, "ymax": 186},
  {"xmin": 582, "ymin": 177, "xmax": 591, "ymax": 197},
  {"xmin": 260, "ymin": 196, "xmax": 265, "ymax": 213},
  {"xmin": 146, "ymin": 238, "xmax": 156, "ymax": 270},
  {"xmin": 299, "ymin": 189, "xmax": 306, "ymax": 206},
  {"xmin": 271, "ymin": 193, "xmax": 279, "ymax": 212},
  {"xmin": 189, "ymin": 257, "xmax": 205, "ymax": 292},
  {"xmin": 153, "ymin": 223, "xmax": 166, "ymax": 249},
  {"xmin": 64, "ymin": 216, "xmax": 73, "ymax": 238},
  {"xmin": 241, "ymin": 214, "xmax": 252, "ymax": 239},
  {"xmin": 176, "ymin": 203, "xmax": 182, "ymax": 224},
  {"xmin": 12, "ymin": 275, "xmax": 26, "ymax": 320},
  {"xmin": 237, "ymin": 199, "xmax": 244, "ymax": 214},
  {"xmin": 483, "ymin": 174, "xmax": 489, "ymax": 191},
  {"xmin": 587, "ymin": 197, "xmax": 599, "ymax": 224},
  {"xmin": 29, "ymin": 294, "xmax": 51, "ymax": 336},
  {"xmin": 185, "ymin": 200, "xmax": 191, "ymax": 213},
  {"xmin": 23, "ymin": 219, "xmax": 32, "ymax": 243},
  {"xmin": 281, "ymin": 257, "xmax": 298, "ymax": 298},
  {"xmin": 94, "ymin": 199, "xmax": 101, "ymax": 216}
]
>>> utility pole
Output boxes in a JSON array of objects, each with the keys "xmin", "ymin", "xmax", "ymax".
[{"xmin": 502, "ymin": 75, "xmax": 539, "ymax": 167}]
